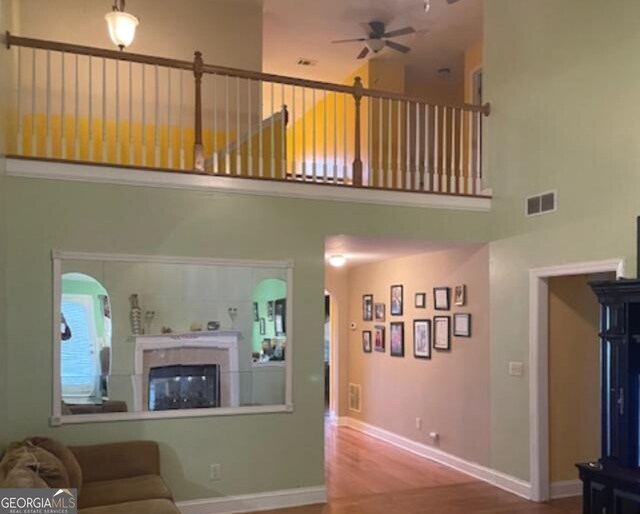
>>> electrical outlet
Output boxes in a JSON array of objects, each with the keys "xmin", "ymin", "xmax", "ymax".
[
  {"xmin": 415, "ymin": 417, "xmax": 422, "ymax": 430},
  {"xmin": 209, "ymin": 463, "xmax": 222, "ymax": 481}
]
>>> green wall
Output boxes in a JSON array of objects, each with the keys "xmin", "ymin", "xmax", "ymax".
[
  {"xmin": 0, "ymin": 176, "xmax": 489, "ymax": 500},
  {"xmin": 485, "ymin": 0, "xmax": 640, "ymax": 480},
  {"xmin": 252, "ymin": 278, "xmax": 287, "ymax": 353}
]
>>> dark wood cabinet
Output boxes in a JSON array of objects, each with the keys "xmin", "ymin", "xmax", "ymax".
[{"xmin": 579, "ymin": 280, "xmax": 640, "ymax": 514}]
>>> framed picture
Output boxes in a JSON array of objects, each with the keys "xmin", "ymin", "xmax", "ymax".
[
  {"xmin": 454, "ymin": 285, "xmax": 466, "ymax": 307},
  {"xmin": 259, "ymin": 318, "xmax": 266, "ymax": 335},
  {"xmin": 253, "ymin": 302, "xmax": 259, "ymax": 322},
  {"xmin": 374, "ymin": 325, "xmax": 386, "ymax": 353},
  {"xmin": 413, "ymin": 319, "xmax": 432, "ymax": 359},
  {"xmin": 390, "ymin": 285, "xmax": 403, "ymax": 316},
  {"xmin": 433, "ymin": 287, "xmax": 451, "ymax": 311},
  {"xmin": 362, "ymin": 331, "xmax": 372, "ymax": 353},
  {"xmin": 390, "ymin": 322, "xmax": 405, "ymax": 357},
  {"xmin": 374, "ymin": 303, "xmax": 386, "ymax": 322},
  {"xmin": 274, "ymin": 298, "xmax": 286, "ymax": 336},
  {"xmin": 433, "ymin": 316, "xmax": 451, "ymax": 350},
  {"xmin": 454, "ymin": 313, "xmax": 472, "ymax": 338},
  {"xmin": 267, "ymin": 300, "xmax": 275, "ymax": 321},
  {"xmin": 363, "ymin": 294, "xmax": 374, "ymax": 321},
  {"xmin": 415, "ymin": 292, "xmax": 426, "ymax": 309}
]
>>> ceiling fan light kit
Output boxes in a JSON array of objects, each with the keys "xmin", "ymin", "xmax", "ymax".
[{"xmin": 332, "ymin": 20, "xmax": 416, "ymax": 60}]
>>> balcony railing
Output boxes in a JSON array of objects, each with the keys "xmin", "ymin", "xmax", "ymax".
[{"xmin": 4, "ymin": 33, "xmax": 490, "ymax": 196}]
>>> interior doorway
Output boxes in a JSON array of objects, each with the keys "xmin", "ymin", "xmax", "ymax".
[
  {"xmin": 547, "ymin": 273, "xmax": 614, "ymax": 499},
  {"xmin": 325, "ymin": 293, "xmax": 331, "ymax": 411},
  {"xmin": 529, "ymin": 259, "xmax": 625, "ymax": 502}
]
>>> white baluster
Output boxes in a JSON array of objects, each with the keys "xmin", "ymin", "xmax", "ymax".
[
  {"xmin": 16, "ymin": 47, "xmax": 23, "ymax": 155},
  {"xmin": 212, "ymin": 75, "xmax": 218, "ymax": 174},
  {"xmin": 46, "ymin": 50, "xmax": 52, "ymax": 157},
  {"xmin": 75, "ymin": 54, "xmax": 80, "ymax": 161},
  {"xmin": 115, "ymin": 58, "xmax": 120, "ymax": 164},
  {"xmin": 271, "ymin": 83, "xmax": 276, "ymax": 179},
  {"xmin": 61, "ymin": 52, "xmax": 67, "ymax": 159},
  {"xmin": 154, "ymin": 65, "xmax": 160, "ymax": 167},
  {"xmin": 129, "ymin": 61, "xmax": 134, "ymax": 165},
  {"xmin": 179, "ymin": 70, "xmax": 185, "ymax": 169},
  {"xmin": 236, "ymin": 76, "xmax": 241, "ymax": 175},
  {"xmin": 141, "ymin": 64, "xmax": 147, "ymax": 166},
  {"xmin": 312, "ymin": 89, "xmax": 316, "ymax": 181},
  {"xmin": 281, "ymin": 83, "xmax": 286, "ymax": 179},
  {"xmin": 247, "ymin": 79, "xmax": 253, "ymax": 176},
  {"xmin": 167, "ymin": 68, "xmax": 172, "ymax": 168},
  {"xmin": 258, "ymin": 79, "xmax": 264, "ymax": 178},
  {"xmin": 323, "ymin": 90, "xmax": 328, "ymax": 182},
  {"xmin": 101, "ymin": 57, "xmax": 107, "ymax": 163},
  {"xmin": 225, "ymin": 75, "xmax": 230, "ymax": 174},
  {"xmin": 333, "ymin": 92, "xmax": 338, "ymax": 182},
  {"xmin": 88, "ymin": 56, "xmax": 94, "ymax": 161},
  {"xmin": 291, "ymin": 85, "xmax": 296, "ymax": 179}
]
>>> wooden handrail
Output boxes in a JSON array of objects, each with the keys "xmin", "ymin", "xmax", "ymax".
[{"xmin": 4, "ymin": 32, "xmax": 490, "ymax": 114}]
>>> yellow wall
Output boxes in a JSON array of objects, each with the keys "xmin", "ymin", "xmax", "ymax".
[
  {"xmin": 548, "ymin": 274, "xmax": 606, "ymax": 481},
  {"xmin": 464, "ymin": 41, "xmax": 483, "ymax": 104}
]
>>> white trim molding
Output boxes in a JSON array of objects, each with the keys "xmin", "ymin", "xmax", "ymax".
[
  {"xmin": 177, "ymin": 486, "xmax": 327, "ymax": 514},
  {"xmin": 51, "ymin": 250, "xmax": 295, "ymax": 425},
  {"xmin": 5, "ymin": 157, "xmax": 492, "ymax": 212},
  {"xmin": 344, "ymin": 418, "xmax": 532, "ymax": 500},
  {"xmin": 550, "ymin": 480, "xmax": 582, "ymax": 500},
  {"xmin": 529, "ymin": 258, "xmax": 625, "ymax": 502}
]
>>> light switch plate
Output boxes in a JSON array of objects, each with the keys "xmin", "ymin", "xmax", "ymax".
[{"xmin": 509, "ymin": 361, "xmax": 524, "ymax": 377}]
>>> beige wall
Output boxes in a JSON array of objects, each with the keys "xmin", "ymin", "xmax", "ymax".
[
  {"xmin": 13, "ymin": 0, "xmax": 263, "ymax": 69},
  {"xmin": 548, "ymin": 274, "xmax": 607, "ymax": 481},
  {"xmin": 464, "ymin": 41, "xmax": 483, "ymax": 104},
  {"xmin": 346, "ymin": 245, "xmax": 490, "ymax": 465}
]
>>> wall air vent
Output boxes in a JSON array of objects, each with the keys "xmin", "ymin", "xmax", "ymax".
[
  {"xmin": 526, "ymin": 191, "xmax": 557, "ymax": 217},
  {"xmin": 348, "ymin": 383, "xmax": 361, "ymax": 413}
]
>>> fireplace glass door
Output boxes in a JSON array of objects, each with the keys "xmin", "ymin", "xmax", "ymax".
[{"xmin": 149, "ymin": 364, "xmax": 221, "ymax": 411}]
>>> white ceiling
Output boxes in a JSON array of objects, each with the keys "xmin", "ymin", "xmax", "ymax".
[
  {"xmin": 263, "ymin": 0, "xmax": 483, "ymax": 86},
  {"xmin": 325, "ymin": 235, "xmax": 475, "ymax": 268}
]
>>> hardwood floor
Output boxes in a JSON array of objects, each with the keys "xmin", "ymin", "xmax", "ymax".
[{"xmin": 265, "ymin": 422, "xmax": 582, "ymax": 514}]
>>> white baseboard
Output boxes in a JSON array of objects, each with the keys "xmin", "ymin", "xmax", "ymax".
[
  {"xmin": 344, "ymin": 417, "xmax": 532, "ymax": 500},
  {"xmin": 177, "ymin": 486, "xmax": 327, "ymax": 514},
  {"xmin": 550, "ymin": 480, "xmax": 581, "ymax": 499}
]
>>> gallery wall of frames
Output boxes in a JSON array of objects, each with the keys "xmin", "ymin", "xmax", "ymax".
[
  {"xmin": 342, "ymin": 244, "xmax": 491, "ymax": 465},
  {"xmin": 361, "ymin": 283, "xmax": 472, "ymax": 360}
]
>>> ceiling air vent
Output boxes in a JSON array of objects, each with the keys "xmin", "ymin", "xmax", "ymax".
[
  {"xmin": 526, "ymin": 191, "xmax": 557, "ymax": 217},
  {"xmin": 348, "ymin": 383, "xmax": 361, "ymax": 413},
  {"xmin": 297, "ymin": 58, "xmax": 318, "ymax": 67}
]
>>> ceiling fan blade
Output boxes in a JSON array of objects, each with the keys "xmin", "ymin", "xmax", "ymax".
[
  {"xmin": 332, "ymin": 37, "xmax": 368, "ymax": 44},
  {"xmin": 383, "ymin": 26, "xmax": 415, "ymax": 38},
  {"xmin": 385, "ymin": 40, "xmax": 411, "ymax": 54},
  {"xmin": 357, "ymin": 47, "xmax": 370, "ymax": 59},
  {"xmin": 446, "ymin": 0, "xmax": 463, "ymax": 3}
]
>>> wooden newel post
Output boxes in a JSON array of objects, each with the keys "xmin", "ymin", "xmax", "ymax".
[
  {"xmin": 352, "ymin": 76, "xmax": 364, "ymax": 186},
  {"xmin": 193, "ymin": 51, "xmax": 205, "ymax": 172}
]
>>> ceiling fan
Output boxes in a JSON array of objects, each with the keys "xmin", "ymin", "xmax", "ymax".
[{"xmin": 332, "ymin": 21, "xmax": 416, "ymax": 60}]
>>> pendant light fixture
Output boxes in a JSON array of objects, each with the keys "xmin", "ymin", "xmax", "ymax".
[{"xmin": 105, "ymin": 0, "xmax": 139, "ymax": 51}]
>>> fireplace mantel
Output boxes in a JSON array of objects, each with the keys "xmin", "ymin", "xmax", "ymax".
[{"xmin": 132, "ymin": 331, "xmax": 242, "ymax": 411}]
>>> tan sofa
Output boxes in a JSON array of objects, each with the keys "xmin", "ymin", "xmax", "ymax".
[{"xmin": 0, "ymin": 438, "xmax": 179, "ymax": 514}]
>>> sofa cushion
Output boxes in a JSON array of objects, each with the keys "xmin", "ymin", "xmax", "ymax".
[
  {"xmin": 79, "ymin": 499, "xmax": 180, "ymax": 514},
  {"xmin": 1, "ymin": 442, "xmax": 70, "ymax": 489},
  {"xmin": 26, "ymin": 437, "xmax": 83, "ymax": 492},
  {"xmin": 0, "ymin": 448, "xmax": 48, "ymax": 488},
  {"xmin": 78, "ymin": 474, "xmax": 173, "ymax": 509}
]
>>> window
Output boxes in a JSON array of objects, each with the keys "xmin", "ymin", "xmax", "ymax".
[{"xmin": 61, "ymin": 295, "xmax": 100, "ymax": 403}]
